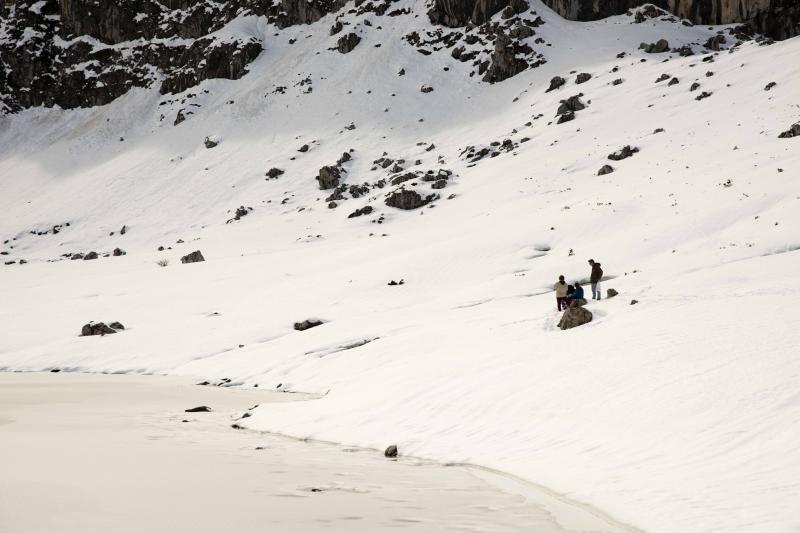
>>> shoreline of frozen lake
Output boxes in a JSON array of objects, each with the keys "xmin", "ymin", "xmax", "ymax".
[{"xmin": 0, "ymin": 372, "xmax": 633, "ymax": 532}]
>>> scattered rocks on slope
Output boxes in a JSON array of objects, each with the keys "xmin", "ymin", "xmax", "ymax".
[
  {"xmin": 558, "ymin": 305, "xmax": 593, "ymax": 330},
  {"xmin": 704, "ymin": 34, "xmax": 726, "ymax": 50},
  {"xmin": 695, "ymin": 91, "xmax": 712, "ymax": 101},
  {"xmin": 555, "ymin": 94, "xmax": 585, "ymax": 124},
  {"xmin": 608, "ymin": 145, "xmax": 639, "ymax": 161},
  {"xmin": 597, "ymin": 164, "xmax": 614, "ymax": 175},
  {"xmin": 385, "ymin": 189, "xmax": 437, "ymax": 210},
  {"xmin": 639, "ymin": 39, "xmax": 669, "ymax": 53},
  {"xmin": 546, "ymin": 76, "xmax": 566, "ymax": 92},
  {"xmin": 336, "ymin": 32, "xmax": 361, "ymax": 54},
  {"xmin": 227, "ymin": 206, "xmax": 252, "ymax": 223},
  {"xmin": 181, "ymin": 250, "xmax": 205, "ymax": 264},
  {"xmin": 81, "ymin": 321, "xmax": 124, "ymax": 336},
  {"xmin": 778, "ymin": 123, "xmax": 800, "ymax": 138},
  {"xmin": 294, "ymin": 319, "xmax": 324, "ymax": 331}
]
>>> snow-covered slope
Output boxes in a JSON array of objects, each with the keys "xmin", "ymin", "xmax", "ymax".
[{"xmin": 1, "ymin": 2, "xmax": 799, "ymax": 531}]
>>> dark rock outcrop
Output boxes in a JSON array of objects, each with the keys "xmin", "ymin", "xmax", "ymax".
[
  {"xmin": 384, "ymin": 445, "xmax": 398, "ymax": 457},
  {"xmin": 482, "ymin": 33, "xmax": 530, "ymax": 83},
  {"xmin": 181, "ymin": 250, "xmax": 205, "ymax": 264},
  {"xmin": 428, "ymin": 0, "xmax": 528, "ymax": 27},
  {"xmin": 540, "ymin": 0, "xmax": 799, "ymax": 40}
]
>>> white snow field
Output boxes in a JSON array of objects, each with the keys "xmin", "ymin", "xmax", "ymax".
[{"xmin": 1, "ymin": 1, "xmax": 799, "ymax": 531}]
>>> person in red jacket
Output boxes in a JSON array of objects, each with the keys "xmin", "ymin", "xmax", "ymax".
[{"xmin": 588, "ymin": 259, "xmax": 603, "ymax": 300}]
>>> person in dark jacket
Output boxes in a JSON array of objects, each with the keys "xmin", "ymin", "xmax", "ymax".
[{"xmin": 588, "ymin": 259, "xmax": 603, "ymax": 300}]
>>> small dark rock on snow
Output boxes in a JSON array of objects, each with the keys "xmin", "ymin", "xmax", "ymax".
[
  {"xmin": 597, "ymin": 164, "xmax": 614, "ymax": 176},
  {"xmin": 348, "ymin": 206, "xmax": 374, "ymax": 218},
  {"xmin": 181, "ymin": 250, "xmax": 205, "ymax": 264},
  {"xmin": 112, "ymin": 248, "xmax": 126, "ymax": 256},
  {"xmin": 575, "ymin": 73, "xmax": 591, "ymax": 84},
  {"xmin": 266, "ymin": 168, "xmax": 284, "ymax": 179},
  {"xmin": 294, "ymin": 319, "xmax": 324, "ymax": 331},
  {"xmin": 546, "ymin": 76, "xmax": 566, "ymax": 92},
  {"xmin": 608, "ymin": 145, "xmax": 639, "ymax": 161},
  {"xmin": 83, "ymin": 251, "xmax": 99, "ymax": 260},
  {"xmin": 185, "ymin": 406, "xmax": 212, "ymax": 412},
  {"xmin": 81, "ymin": 322, "xmax": 123, "ymax": 336},
  {"xmin": 204, "ymin": 137, "xmax": 219, "ymax": 149},
  {"xmin": 607, "ymin": 288, "xmax": 619, "ymax": 298},
  {"xmin": 384, "ymin": 445, "xmax": 398, "ymax": 458},
  {"xmin": 639, "ymin": 39, "xmax": 669, "ymax": 53}
]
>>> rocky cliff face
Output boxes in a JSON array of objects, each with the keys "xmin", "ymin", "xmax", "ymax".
[
  {"xmin": 0, "ymin": 0, "xmax": 347, "ymax": 112},
  {"xmin": 540, "ymin": 0, "xmax": 799, "ymax": 39}
]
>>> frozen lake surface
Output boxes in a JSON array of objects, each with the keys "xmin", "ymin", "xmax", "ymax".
[{"xmin": 0, "ymin": 372, "xmax": 631, "ymax": 532}]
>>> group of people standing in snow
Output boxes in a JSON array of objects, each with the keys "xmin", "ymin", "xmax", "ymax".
[{"xmin": 554, "ymin": 259, "xmax": 603, "ymax": 311}]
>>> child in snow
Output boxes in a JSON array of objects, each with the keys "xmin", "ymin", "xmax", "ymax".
[
  {"xmin": 588, "ymin": 259, "xmax": 603, "ymax": 300},
  {"xmin": 554, "ymin": 275, "xmax": 569, "ymax": 311}
]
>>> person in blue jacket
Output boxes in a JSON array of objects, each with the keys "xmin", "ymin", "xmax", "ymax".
[{"xmin": 568, "ymin": 282, "xmax": 585, "ymax": 307}]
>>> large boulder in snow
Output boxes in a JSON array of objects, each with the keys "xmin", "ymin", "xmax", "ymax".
[
  {"xmin": 558, "ymin": 305, "xmax": 593, "ymax": 330},
  {"xmin": 317, "ymin": 166, "xmax": 342, "ymax": 190},
  {"xmin": 385, "ymin": 190, "xmax": 437, "ymax": 210},
  {"xmin": 336, "ymin": 33, "xmax": 361, "ymax": 54}
]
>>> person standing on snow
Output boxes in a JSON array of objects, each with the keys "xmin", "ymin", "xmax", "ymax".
[
  {"xmin": 588, "ymin": 259, "xmax": 603, "ymax": 300},
  {"xmin": 554, "ymin": 275, "xmax": 569, "ymax": 311}
]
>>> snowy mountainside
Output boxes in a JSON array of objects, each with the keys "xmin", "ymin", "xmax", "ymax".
[{"xmin": 2, "ymin": 1, "xmax": 800, "ymax": 532}]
